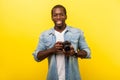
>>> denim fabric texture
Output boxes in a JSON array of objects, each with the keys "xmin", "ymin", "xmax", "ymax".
[{"xmin": 33, "ymin": 25, "xmax": 90, "ymax": 80}]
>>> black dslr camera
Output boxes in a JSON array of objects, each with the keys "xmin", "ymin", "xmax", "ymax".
[{"xmin": 63, "ymin": 41, "xmax": 71, "ymax": 52}]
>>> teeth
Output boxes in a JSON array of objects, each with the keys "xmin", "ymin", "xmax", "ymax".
[{"xmin": 56, "ymin": 21, "xmax": 62, "ymax": 24}]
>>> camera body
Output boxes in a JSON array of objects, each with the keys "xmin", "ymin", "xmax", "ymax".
[{"xmin": 63, "ymin": 41, "xmax": 71, "ymax": 52}]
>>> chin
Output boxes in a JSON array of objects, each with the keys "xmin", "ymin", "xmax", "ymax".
[{"xmin": 56, "ymin": 24, "xmax": 63, "ymax": 27}]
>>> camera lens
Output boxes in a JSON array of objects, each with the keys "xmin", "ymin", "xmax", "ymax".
[
  {"xmin": 63, "ymin": 41, "xmax": 71, "ymax": 52},
  {"xmin": 64, "ymin": 45, "xmax": 70, "ymax": 51}
]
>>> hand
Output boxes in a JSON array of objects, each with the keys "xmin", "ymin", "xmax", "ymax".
[
  {"xmin": 77, "ymin": 50, "xmax": 87, "ymax": 58},
  {"xmin": 51, "ymin": 41, "xmax": 63, "ymax": 53},
  {"xmin": 63, "ymin": 46, "xmax": 75, "ymax": 56}
]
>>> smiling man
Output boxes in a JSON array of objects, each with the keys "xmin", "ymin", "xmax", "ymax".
[{"xmin": 33, "ymin": 4, "xmax": 91, "ymax": 80}]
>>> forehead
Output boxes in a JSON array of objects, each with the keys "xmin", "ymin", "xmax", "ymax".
[{"xmin": 52, "ymin": 8, "xmax": 65, "ymax": 14}]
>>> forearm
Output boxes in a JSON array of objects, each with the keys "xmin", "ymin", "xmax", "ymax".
[
  {"xmin": 37, "ymin": 48, "xmax": 55, "ymax": 61},
  {"xmin": 77, "ymin": 50, "xmax": 87, "ymax": 58}
]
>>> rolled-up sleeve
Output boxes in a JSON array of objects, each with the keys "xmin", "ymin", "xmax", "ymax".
[
  {"xmin": 79, "ymin": 31, "xmax": 91, "ymax": 58},
  {"xmin": 33, "ymin": 33, "xmax": 46, "ymax": 62},
  {"xmin": 33, "ymin": 50, "xmax": 41, "ymax": 62}
]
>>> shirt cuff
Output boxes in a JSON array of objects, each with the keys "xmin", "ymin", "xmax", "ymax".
[
  {"xmin": 32, "ymin": 50, "xmax": 41, "ymax": 62},
  {"xmin": 83, "ymin": 48, "xmax": 91, "ymax": 58}
]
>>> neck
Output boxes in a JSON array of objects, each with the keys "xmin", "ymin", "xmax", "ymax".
[{"xmin": 54, "ymin": 24, "xmax": 66, "ymax": 33}]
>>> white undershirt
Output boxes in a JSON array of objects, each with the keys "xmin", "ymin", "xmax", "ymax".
[{"xmin": 55, "ymin": 29, "xmax": 66, "ymax": 80}]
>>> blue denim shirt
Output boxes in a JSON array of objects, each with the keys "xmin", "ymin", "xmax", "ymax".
[{"xmin": 33, "ymin": 26, "xmax": 90, "ymax": 80}]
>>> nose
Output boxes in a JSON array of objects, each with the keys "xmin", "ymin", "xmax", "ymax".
[{"xmin": 56, "ymin": 15, "xmax": 61, "ymax": 19}]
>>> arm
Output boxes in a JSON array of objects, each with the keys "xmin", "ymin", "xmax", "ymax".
[
  {"xmin": 77, "ymin": 31, "xmax": 91, "ymax": 58},
  {"xmin": 35, "ymin": 41, "xmax": 63, "ymax": 61},
  {"xmin": 63, "ymin": 31, "xmax": 90, "ymax": 58},
  {"xmin": 37, "ymin": 48, "xmax": 55, "ymax": 61},
  {"xmin": 76, "ymin": 50, "xmax": 87, "ymax": 58},
  {"xmin": 63, "ymin": 45, "xmax": 88, "ymax": 58}
]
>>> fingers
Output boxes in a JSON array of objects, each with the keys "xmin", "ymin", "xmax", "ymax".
[
  {"xmin": 54, "ymin": 41, "xmax": 63, "ymax": 52},
  {"xmin": 54, "ymin": 42, "xmax": 75, "ymax": 56},
  {"xmin": 56, "ymin": 41, "xmax": 63, "ymax": 44},
  {"xmin": 70, "ymin": 46, "xmax": 75, "ymax": 55},
  {"xmin": 55, "ymin": 41, "xmax": 63, "ymax": 47}
]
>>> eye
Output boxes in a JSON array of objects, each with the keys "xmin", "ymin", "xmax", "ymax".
[
  {"xmin": 53, "ymin": 14, "xmax": 57, "ymax": 17},
  {"xmin": 60, "ymin": 14, "xmax": 63, "ymax": 16},
  {"xmin": 60, "ymin": 13, "xmax": 66, "ymax": 17}
]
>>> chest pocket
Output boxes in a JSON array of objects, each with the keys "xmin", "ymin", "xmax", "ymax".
[
  {"xmin": 71, "ymin": 34, "xmax": 79, "ymax": 42},
  {"xmin": 43, "ymin": 35, "xmax": 55, "ymax": 49},
  {"xmin": 70, "ymin": 34, "xmax": 79, "ymax": 50}
]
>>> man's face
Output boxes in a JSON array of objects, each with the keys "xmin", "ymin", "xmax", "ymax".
[{"xmin": 52, "ymin": 8, "xmax": 67, "ymax": 27}]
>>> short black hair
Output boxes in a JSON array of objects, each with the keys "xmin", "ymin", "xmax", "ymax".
[{"xmin": 51, "ymin": 4, "xmax": 67, "ymax": 16}]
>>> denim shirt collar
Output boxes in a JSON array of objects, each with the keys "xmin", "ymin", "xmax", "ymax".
[{"xmin": 48, "ymin": 25, "xmax": 71, "ymax": 35}]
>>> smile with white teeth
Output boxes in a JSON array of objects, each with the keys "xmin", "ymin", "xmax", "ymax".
[{"xmin": 56, "ymin": 21, "xmax": 62, "ymax": 25}]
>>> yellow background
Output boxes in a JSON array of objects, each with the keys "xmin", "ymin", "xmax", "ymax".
[{"xmin": 0, "ymin": 0, "xmax": 120, "ymax": 80}]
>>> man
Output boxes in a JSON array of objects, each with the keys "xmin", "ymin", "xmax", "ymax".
[{"xmin": 33, "ymin": 4, "xmax": 90, "ymax": 80}]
